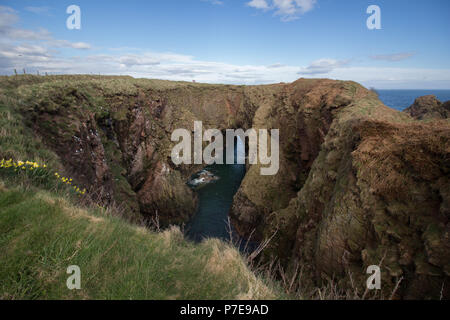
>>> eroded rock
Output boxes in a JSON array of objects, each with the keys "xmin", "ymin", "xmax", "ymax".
[
  {"xmin": 404, "ymin": 95, "xmax": 450, "ymax": 120},
  {"xmin": 10, "ymin": 75, "xmax": 449, "ymax": 299}
]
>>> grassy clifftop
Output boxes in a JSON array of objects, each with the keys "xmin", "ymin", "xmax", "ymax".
[{"xmin": 0, "ymin": 180, "xmax": 278, "ymax": 300}]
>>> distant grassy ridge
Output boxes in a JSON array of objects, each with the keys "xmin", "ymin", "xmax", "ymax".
[{"xmin": 0, "ymin": 181, "xmax": 279, "ymax": 299}]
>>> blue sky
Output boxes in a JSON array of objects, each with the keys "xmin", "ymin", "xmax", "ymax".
[{"xmin": 1, "ymin": 0, "xmax": 450, "ymax": 88}]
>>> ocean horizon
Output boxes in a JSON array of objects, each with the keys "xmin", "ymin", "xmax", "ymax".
[{"xmin": 376, "ymin": 89, "xmax": 450, "ymax": 111}]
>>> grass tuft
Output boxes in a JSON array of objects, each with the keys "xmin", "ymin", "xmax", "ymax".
[{"xmin": 0, "ymin": 182, "xmax": 280, "ymax": 300}]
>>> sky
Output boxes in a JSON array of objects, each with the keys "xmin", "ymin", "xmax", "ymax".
[{"xmin": 1, "ymin": 0, "xmax": 450, "ymax": 88}]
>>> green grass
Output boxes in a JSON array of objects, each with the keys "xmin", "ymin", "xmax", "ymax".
[
  {"xmin": 0, "ymin": 181, "xmax": 279, "ymax": 300},
  {"xmin": 0, "ymin": 74, "xmax": 280, "ymax": 300},
  {"xmin": 0, "ymin": 100, "xmax": 60, "ymax": 168},
  {"xmin": 0, "ymin": 74, "xmax": 391, "ymax": 300}
]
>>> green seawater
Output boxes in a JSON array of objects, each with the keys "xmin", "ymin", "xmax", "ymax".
[{"xmin": 186, "ymin": 138, "xmax": 246, "ymax": 243}]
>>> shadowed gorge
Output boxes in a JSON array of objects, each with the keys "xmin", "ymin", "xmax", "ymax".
[
  {"xmin": 1, "ymin": 75, "xmax": 448, "ymax": 299},
  {"xmin": 186, "ymin": 137, "xmax": 246, "ymax": 242}
]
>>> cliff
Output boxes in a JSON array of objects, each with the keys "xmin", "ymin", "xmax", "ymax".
[
  {"xmin": 230, "ymin": 83, "xmax": 449, "ymax": 299},
  {"xmin": 404, "ymin": 95, "xmax": 449, "ymax": 120},
  {"xmin": 1, "ymin": 75, "xmax": 448, "ymax": 299},
  {"xmin": 1, "ymin": 75, "xmax": 255, "ymax": 226}
]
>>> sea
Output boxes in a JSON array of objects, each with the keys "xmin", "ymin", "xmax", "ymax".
[{"xmin": 377, "ymin": 89, "xmax": 450, "ymax": 111}]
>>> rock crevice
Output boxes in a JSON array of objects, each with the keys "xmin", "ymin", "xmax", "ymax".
[{"xmin": 9, "ymin": 75, "xmax": 449, "ymax": 299}]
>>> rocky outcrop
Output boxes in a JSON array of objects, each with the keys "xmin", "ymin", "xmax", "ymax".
[
  {"xmin": 6, "ymin": 75, "xmax": 449, "ymax": 299},
  {"xmin": 263, "ymin": 118, "xmax": 449, "ymax": 299},
  {"xmin": 229, "ymin": 81, "xmax": 450, "ymax": 299},
  {"xmin": 11, "ymin": 76, "xmax": 254, "ymax": 226},
  {"xmin": 404, "ymin": 95, "xmax": 450, "ymax": 120},
  {"xmin": 230, "ymin": 79, "xmax": 357, "ymax": 239}
]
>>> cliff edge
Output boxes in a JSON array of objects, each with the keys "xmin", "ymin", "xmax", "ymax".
[{"xmin": 1, "ymin": 75, "xmax": 448, "ymax": 299}]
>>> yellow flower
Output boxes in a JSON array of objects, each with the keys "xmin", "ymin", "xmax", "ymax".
[{"xmin": 1, "ymin": 159, "xmax": 86, "ymax": 196}]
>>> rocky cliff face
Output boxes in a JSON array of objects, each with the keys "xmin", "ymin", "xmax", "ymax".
[
  {"xmin": 262, "ymin": 118, "xmax": 448, "ymax": 299},
  {"xmin": 3, "ymin": 75, "xmax": 448, "ymax": 299},
  {"xmin": 4, "ymin": 76, "xmax": 254, "ymax": 225},
  {"xmin": 404, "ymin": 95, "xmax": 450, "ymax": 120},
  {"xmin": 229, "ymin": 83, "xmax": 449, "ymax": 299},
  {"xmin": 230, "ymin": 79, "xmax": 358, "ymax": 238}
]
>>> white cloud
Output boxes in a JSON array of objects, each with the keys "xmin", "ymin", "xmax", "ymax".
[
  {"xmin": 4, "ymin": 27, "xmax": 52, "ymax": 41},
  {"xmin": 0, "ymin": 6, "xmax": 18, "ymax": 28},
  {"xmin": 298, "ymin": 58, "xmax": 349, "ymax": 75},
  {"xmin": 247, "ymin": 0, "xmax": 317, "ymax": 21},
  {"xmin": 13, "ymin": 44, "xmax": 49, "ymax": 56},
  {"xmin": 0, "ymin": 45, "xmax": 300, "ymax": 84},
  {"xmin": 327, "ymin": 66, "xmax": 450, "ymax": 89},
  {"xmin": 48, "ymin": 40, "xmax": 91, "ymax": 50},
  {"xmin": 118, "ymin": 54, "xmax": 160, "ymax": 67},
  {"xmin": 0, "ymin": 6, "xmax": 448, "ymax": 89},
  {"xmin": 69, "ymin": 42, "xmax": 91, "ymax": 50},
  {"xmin": 0, "ymin": 43, "xmax": 51, "ymax": 71},
  {"xmin": 247, "ymin": 0, "xmax": 270, "ymax": 10},
  {"xmin": 2, "ymin": 46, "xmax": 449, "ymax": 89},
  {"xmin": 267, "ymin": 63, "xmax": 285, "ymax": 68},
  {"xmin": 370, "ymin": 52, "xmax": 415, "ymax": 62},
  {"xmin": 0, "ymin": 6, "xmax": 90, "ymax": 49}
]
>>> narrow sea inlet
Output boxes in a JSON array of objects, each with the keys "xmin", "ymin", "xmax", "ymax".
[
  {"xmin": 186, "ymin": 137, "xmax": 246, "ymax": 242},
  {"xmin": 183, "ymin": 90, "xmax": 450, "ymax": 243}
]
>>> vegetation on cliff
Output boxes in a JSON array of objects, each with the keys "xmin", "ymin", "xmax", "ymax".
[
  {"xmin": 1, "ymin": 75, "xmax": 448, "ymax": 299},
  {"xmin": 0, "ymin": 181, "xmax": 278, "ymax": 299},
  {"xmin": 0, "ymin": 75, "xmax": 279, "ymax": 300},
  {"xmin": 404, "ymin": 95, "xmax": 450, "ymax": 121},
  {"xmin": 230, "ymin": 80, "xmax": 449, "ymax": 299}
]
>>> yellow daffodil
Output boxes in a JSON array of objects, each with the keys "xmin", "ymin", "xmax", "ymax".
[{"xmin": 1, "ymin": 159, "xmax": 87, "ymax": 197}]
